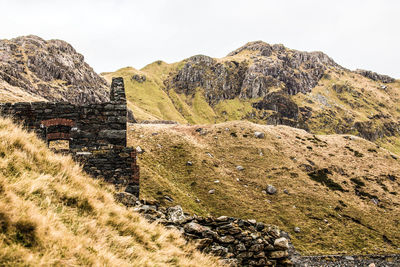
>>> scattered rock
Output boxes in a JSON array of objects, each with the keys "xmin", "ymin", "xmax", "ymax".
[
  {"xmin": 236, "ymin": 165, "xmax": 244, "ymax": 171},
  {"xmin": 131, "ymin": 74, "xmax": 146, "ymax": 83},
  {"xmin": 283, "ymin": 189, "xmax": 289, "ymax": 194},
  {"xmin": 164, "ymin": 196, "xmax": 174, "ymax": 202},
  {"xmin": 266, "ymin": 185, "xmax": 277, "ymax": 195},
  {"xmin": 186, "ymin": 161, "xmax": 193, "ymax": 166},
  {"xmin": 208, "ymin": 189, "xmax": 215, "ymax": 194},
  {"xmin": 136, "ymin": 146, "xmax": 143, "ymax": 154},
  {"xmin": 254, "ymin": 131, "xmax": 265, "ymax": 139},
  {"xmin": 371, "ymin": 198, "xmax": 379, "ymax": 205},
  {"xmin": 294, "ymin": 227, "xmax": 301, "ymax": 233}
]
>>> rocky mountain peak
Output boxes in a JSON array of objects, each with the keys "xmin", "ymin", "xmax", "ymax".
[
  {"xmin": 227, "ymin": 40, "xmax": 275, "ymax": 57},
  {"xmin": 166, "ymin": 40, "xmax": 343, "ymax": 104},
  {"xmin": 0, "ymin": 35, "xmax": 109, "ymax": 104}
]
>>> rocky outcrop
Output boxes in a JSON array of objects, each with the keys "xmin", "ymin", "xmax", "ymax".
[
  {"xmin": 166, "ymin": 41, "xmax": 342, "ymax": 104},
  {"xmin": 0, "ymin": 35, "xmax": 109, "ymax": 104},
  {"xmin": 252, "ymin": 92, "xmax": 299, "ymax": 120},
  {"xmin": 117, "ymin": 194, "xmax": 292, "ymax": 266},
  {"xmin": 354, "ymin": 69, "xmax": 395, "ymax": 83},
  {"xmin": 167, "ymin": 55, "xmax": 247, "ymax": 105}
]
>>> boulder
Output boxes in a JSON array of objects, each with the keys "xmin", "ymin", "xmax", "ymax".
[
  {"xmin": 236, "ymin": 165, "xmax": 244, "ymax": 171},
  {"xmin": 274, "ymin": 237, "xmax": 289, "ymax": 250},
  {"xmin": 254, "ymin": 131, "xmax": 265, "ymax": 138},
  {"xmin": 266, "ymin": 184, "xmax": 277, "ymax": 194},
  {"xmin": 167, "ymin": 205, "xmax": 187, "ymax": 223},
  {"xmin": 184, "ymin": 222, "xmax": 209, "ymax": 235}
]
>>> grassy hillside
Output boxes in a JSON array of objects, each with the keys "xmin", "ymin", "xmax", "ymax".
[
  {"xmin": 103, "ymin": 64, "xmax": 188, "ymax": 123},
  {"xmin": 102, "ymin": 44, "xmax": 400, "ymax": 153},
  {"xmin": 102, "ymin": 62, "xmax": 263, "ymax": 125},
  {"xmin": 0, "ymin": 117, "xmax": 220, "ymax": 266},
  {"xmin": 128, "ymin": 121, "xmax": 400, "ymax": 255}
]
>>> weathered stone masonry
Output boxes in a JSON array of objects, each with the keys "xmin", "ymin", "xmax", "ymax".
[{"xmin": 0, "ymin": 77, "xmax": 139, "ymax": 197}]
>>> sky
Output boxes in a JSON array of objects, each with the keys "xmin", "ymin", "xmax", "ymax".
[{"xmin": 1, "ymin": 0, "xmax": 399, "ymax": 78}]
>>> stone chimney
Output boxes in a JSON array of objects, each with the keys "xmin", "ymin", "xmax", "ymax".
[{"xmin": 110, "ymin": 77, "xmax": 126, "ymax": 103}]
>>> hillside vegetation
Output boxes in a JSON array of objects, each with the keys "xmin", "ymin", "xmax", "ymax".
[
  {"xmin": 0, "ymin": 117, "xmax": 220, "ymax": 267},
  {"xmin": 128, "ymin": 121, "xmax": 400, "ymax": 255}
]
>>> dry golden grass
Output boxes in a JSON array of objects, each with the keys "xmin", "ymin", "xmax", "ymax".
[
  {"xmin": 129, "ymin": 121, "xmax": 400, "ymax": 255},
  {"xmin": 0, "ymin": 117, "xmax": 221, "ymax": 267},
  {"xmin": 0, "ymin": 81, "xmax": 46, "ymax": 103}
]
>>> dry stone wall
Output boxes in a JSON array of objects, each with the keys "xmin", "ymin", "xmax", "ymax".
[
  {"xmin": 0, "ymin": 77, "xmax": 139, "ymax": 196},
  {"xmin": 115, "ymin": 195, "xmax": 293, "ymax": 267}
]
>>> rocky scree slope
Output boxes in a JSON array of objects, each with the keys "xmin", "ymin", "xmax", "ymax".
[{"xmin": 0, "ymin": 35, "xmax": 109, "ymax": 104}]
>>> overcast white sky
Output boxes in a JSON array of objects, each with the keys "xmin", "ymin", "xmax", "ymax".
[{"xmin": 1, "ymin": 0, "xmax": 399, "ymax": 78}]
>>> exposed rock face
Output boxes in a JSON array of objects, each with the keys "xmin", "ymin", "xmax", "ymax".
[
  {"xmin": 252, "ymin": 92, "xmax": 299, "ymax": 120},
  {"xmin": 168, "ymin": 55, "xmax": 247, "ymax": 105},
  {"xmin": 0, "ymin": 35, "xmax": 109, "ymax": 104},
  {"xmin": 166, "ymin": 41, "xmax": 342, "ymax": 104},
  {"xmin": 354, "ymin": 69, "xmax": 395, "ymax": 83}
]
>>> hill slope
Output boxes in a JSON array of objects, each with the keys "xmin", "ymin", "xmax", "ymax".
[
  {"xmin": 0, "ymin": 117, "xmax": 220, "ymax": 266},
  {"xmin": 103, "ymin": 41, "xmax": 400, "ymax": 153},
  {"xmin": 128, "ymin": 121, "xmax": 400, "ymax": 255},
  {"xmin": 0, "ymin": 35, "xmax": 109, "ymax": 104}
]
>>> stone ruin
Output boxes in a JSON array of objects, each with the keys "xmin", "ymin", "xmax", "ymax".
[{"xmin": 0, "ymin": 77, "xmax": 139, "ymax": 197}]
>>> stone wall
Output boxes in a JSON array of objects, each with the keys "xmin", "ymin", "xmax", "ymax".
[
  {"xmin": 0, "ymin": 77, "xmax": 139, "ymax": 197},
  {"xmin": 115, "ymin": 196, "xmax": 293, "ymax": 267}
]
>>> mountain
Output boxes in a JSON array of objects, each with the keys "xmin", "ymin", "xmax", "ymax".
[
  {"xmin": 129, "ymin": 121, "xmax": 400, "ymax": 255},
  {"xmin": 103, "ymin": 41, "xmax": 400, "ymax": 153},
  {"xmin": 1, "ymin": 36, "xmax": 399, "ymax": 258},
  {"xmin": 0, "ymin": 35, "xmax": 109, "ymax": 104},
  {"xmin": 0, "ymin": 117, "xmax": 220, "ymax": 266}
]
